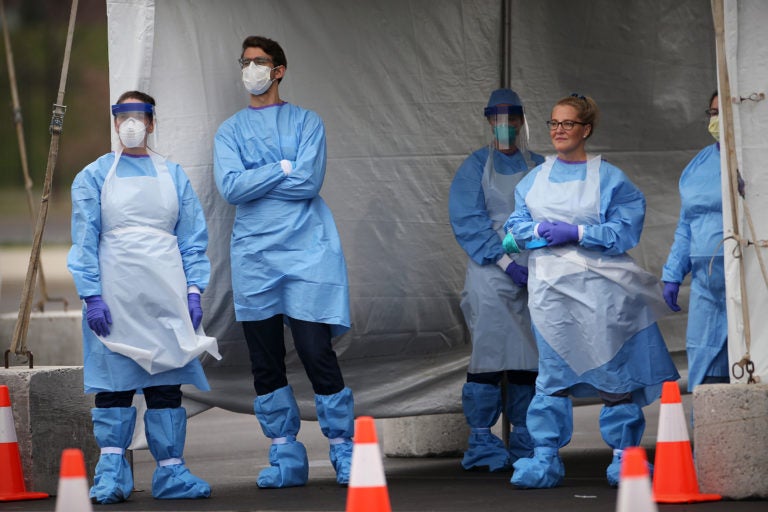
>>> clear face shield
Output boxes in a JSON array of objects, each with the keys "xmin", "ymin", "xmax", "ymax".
[
  {"xmin": 111, "ymin": 102, "xmax": 154, "ymax": 123},
  {"xmin": 111, "ymin": 102, "xmax": 156, "ymax": 150},
  {"xmin": 484, "ymin": 104, "xmax": 534, "ymax": 167},
  {"xmin": 484, "ymin": 105, "xmax": 525, "ymax": 152}
]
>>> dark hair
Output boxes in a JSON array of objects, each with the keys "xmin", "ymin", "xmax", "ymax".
[
  {"xmin": 710, "ymin": 90, "xmax": 718, "ymax": 105},
  {"xmin": 242, "ymin": 36, "xmax": 287, "ymax": 83},
  {"xmin": 554, "ymin": 94, "xmax": 599, "ymax": 138},
  {"xmin": 116, "ymin": 90, "xmax": 156, "ymax": 121}
]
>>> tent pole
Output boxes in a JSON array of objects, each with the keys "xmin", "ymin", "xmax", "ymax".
[
  {"xmin": 501, "ymin": 0, "xmax": 511, "ymax": 88},
  {"xmin": 711, "ymin": 0, "xmax": 755, "ymax": 382},
  {"xmin": 7, "ymin": 0, "xmax": 79, "ymax": 361}
]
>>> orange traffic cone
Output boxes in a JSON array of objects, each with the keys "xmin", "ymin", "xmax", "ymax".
[
  {"xmin": 616, "ymin": 447, "xmax": 657, "ymax": 512},
  {"xmin": 345, "ymin": 416, "xmax": 391, "ymax": 512},
  {"xmin": 652, "ymin": 381, "xmax": 720, "ymax": 503},
  {"xmin": 0, "ymin": 385, "xmax": 49, "ymax": 502},
  {"xmin": 55, "ymin": 449, "xmax": 92, "ymax": 512}
]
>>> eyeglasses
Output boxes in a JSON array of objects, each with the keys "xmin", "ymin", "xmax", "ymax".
[
  {"xmin": 238, "ymin": 56, "xmax": 273, "ymax": 68},
  {"xmin": 705, "ymin": 108, "xmax": 719, "ymax": 117},
  {"xmin": 546, "ymin": 120, "xmax": 588, "ymax": 131}
]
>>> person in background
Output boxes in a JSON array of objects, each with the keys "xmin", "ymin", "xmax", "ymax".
[
  {"xmin": 504, "ymin": 93, "xmax": 679, "ymax": 488},
  {"xmin": 448, "ymin": 88, "xmax": 542, "ymax": 472},
  {"xmin": 213, "ymin": 35, "xmax": 354, "ymax": 488},
  {"xmin": 68, "ymin": 90, "xmax": 217, "ymax": 503},
  {"xmin": 662, "ymin": 91, "xmax": 730, "ymax": 393}
]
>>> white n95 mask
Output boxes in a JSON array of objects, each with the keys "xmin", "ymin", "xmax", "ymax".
[
  {"xmin": 242, "ymin": 62, "xmax": 274, "ymax": 96},
  {"xmin": 118, "ymin": 118, "xmax": 146, "ymax": 148}
]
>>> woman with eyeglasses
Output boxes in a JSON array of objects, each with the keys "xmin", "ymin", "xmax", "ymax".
[
  {"xmin": 502, "ymin": 94, "xmax": 679, "ymax": 489},
  {"xmin": 661, "ymin": 92, "xmax": 730, "ymax": 393}
]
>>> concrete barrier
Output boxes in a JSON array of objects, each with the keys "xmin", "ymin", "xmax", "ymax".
[
  {"xmin": 693, "ymin": 383, "xmax": 768, "ymax": 499},
  {"xmin": 1, "ymin": 311, "xmax": 83, "ymax": 366},
  {"xmin": 383, "ymin": 414, "xmax": 469, "ymax": 457},
  {"xmin": 0, "ymin": 367, "xmax": 96, "ymax": 496}
]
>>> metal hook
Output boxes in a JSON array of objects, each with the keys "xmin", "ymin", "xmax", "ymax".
[{"xmin": 733, "ymin": 92, "xmax": 765, "ymax": 104}]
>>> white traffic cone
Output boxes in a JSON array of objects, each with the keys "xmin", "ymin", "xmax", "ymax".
[
  {"xmin": 345, "ymin": 416, "xmax": 391, "ymax": 512},
  {"xmin": 55, "ymin": 449, "xmax": 93, "ymax": 512},
  {"xmin": 616, "ymin": 447, "xmax": 657, "ymax": 512}
]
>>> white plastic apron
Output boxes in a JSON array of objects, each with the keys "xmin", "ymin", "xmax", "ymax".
[
  {"xmin": 464, "ymin": 148, "xmax": 537, "ymax": 373},
  {"xmin": 525, "ymin": 155, "xmax": 667, "ymax": 375},
  {"xmin": 97, "ymin": 151, "xmax": 220, "ymax": 374}
]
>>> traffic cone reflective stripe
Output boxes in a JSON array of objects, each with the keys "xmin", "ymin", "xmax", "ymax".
[
  {"xmin": 616, "ymin": 447, "xmax": 657, "ymax": 512},
  {"xmin": 55, "ymin": 449, "xmax": 92, "ymax": 512},
  {"xmin": 345, "ymin": 416, "xmax": 391, "ymax": 512},
  {"xmin": 0, "ymin": 385, "xmax": 49, "ymax": 502},
  {"xmin": 652, "ymin": 382, "xmax": 721, "ymax": 503}
]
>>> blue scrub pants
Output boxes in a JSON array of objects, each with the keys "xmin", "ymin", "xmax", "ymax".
[
  {"xmin": 243, "ymin": 315, "xmax": 345, "ymax": 396},
  {"xmin": 95, "ymin": 385, "xmax": 182, "ymax": 409}
]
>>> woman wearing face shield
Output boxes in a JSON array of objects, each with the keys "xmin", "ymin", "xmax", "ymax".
[
  {"xmin": 503, "ymin": 94, "xmax": 679, "ymax": 489},
  {"xmin": 67, "ymin": 90, "xmax": 219, "ymax": 503},
  {"xmin": 448, "ymin": 89, "xmax": 543, "ymax": 472},
  {"xmin": 662, "ymin": 92, "xmax": 730, "ymax": 393}
]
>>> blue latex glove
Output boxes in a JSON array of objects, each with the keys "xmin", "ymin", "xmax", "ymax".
[
  {"xmin": 187, "ymin": 293, "xmax": 203, "ymax": 330},
  {"xmin": 84, "ymin": 295, "xmax": 112, "ymax": 336},
  {"xmin": 537, "ymin": 221, "xmax": 579, "ymax": 246},
  {"xmin": 662, "ymin": 282, "xmax": 681, "ymax": 312},
  {"xmin": 504, "ymin": 261, "xmax": 528, "ymax": 287}
]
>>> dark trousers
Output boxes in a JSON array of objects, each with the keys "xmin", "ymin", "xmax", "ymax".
[
  {"xmin": 243, "ymin": 314, "xmax": 345, "ymax": 396},
  {"xmin": 95, "ymin": 385, "xmax": 182, "ymax": 409},
  {"xmin": 467, "ymin": 370, "xmax": 538, "ymax": 386}
]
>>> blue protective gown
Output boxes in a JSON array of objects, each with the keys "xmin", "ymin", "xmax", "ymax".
[
  {"xmin": 213, "ymin": 103, "xmax": 350, "ymax": 337},
  {"xmin": 449, "ymin": 146, "xmax": 543, "ymax": 372},
  {"xmin": 662, "ymin": 144, "xmax": 728, "ymax": 390},
  {"xmin": 505, "ymin": 157, "xmax": 679, "ymax": 406},
  {"xmin": 68, "ymin": 153, "xmax": 211, "ymax": 393}
]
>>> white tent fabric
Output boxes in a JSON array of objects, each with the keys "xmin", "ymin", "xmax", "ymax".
[
  {"xmin": 106, "ymin": 0, "xmax": 717, "ymax": 418},
  {"xmin": 718, "ymin": 0, "xmax": 768, "ymax": 384}
]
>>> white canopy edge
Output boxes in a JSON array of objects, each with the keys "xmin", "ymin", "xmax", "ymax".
[{"xmin": 718, "ymin": 0, "xmax": 768, "ymax": 384}]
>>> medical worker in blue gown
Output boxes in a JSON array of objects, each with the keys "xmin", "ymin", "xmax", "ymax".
[
  {"xmin": 68, "ymin": 91, "xmax": 219, "ymax": 503},
  {"xmin": 213, "ymin": 36, "xmax": 354, "ymax": 487},
  {"xmin": 449, "ymin": 89, "xmax": 543, "ymax": 472},
  {"xmin": 504, "ymin": 94, "xmax": 679, "ymax": 488},
  {"xmin": 662, "ymin": 92, "xmax": 730, "ymax": 392}
]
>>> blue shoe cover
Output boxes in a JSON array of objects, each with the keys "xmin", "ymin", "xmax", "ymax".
[
  {"xmin": 152, "ymin": 464, "xmax": 211, "ymax": 499},
  {"xmin": 511, "ymin": 447, "xmax": 565, "ymax": 488},
  {"xmin": 508, "ymin": 426, "xmax": 534, "ymax": 464},
  {"xmin": 606, "ymin": 449, "xmax": 653, "ymax": 487},
  {"xmin": 257, "ymin": 437, "xmax": 309, "ymax": 488},
  {"xmin": 462, "ymin": 428, "xmax": 510, "ymax": 472},
  {"xmin": 315, "ymin": 388, "xmax": 354, "ymax": 485},
  {"xmin": 90, "ymin": 454, "xmax": 133, "ymax": 504},
  {"xmin": 89, "ymin": 407, "xmax": 136, "ymax": 504},
  {"xmin": 144, "ymin": 407, "xmax": 210, "ymax": 499},
  {"xmin": 329, "ymin": 440, "xmax": 353, "ymax": 485}
]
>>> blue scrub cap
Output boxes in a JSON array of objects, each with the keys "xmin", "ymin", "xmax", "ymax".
[
  {"xmin": 111, "ymin": 102, "xmax": 155, "ymax": 116},
  {"xmin": 484, "ymin": 88, "xmax": 523, "ymax": 117}
]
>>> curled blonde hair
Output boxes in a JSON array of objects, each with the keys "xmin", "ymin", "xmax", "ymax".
[{"xmin": 555, "ymin": 93, "xmax": 599, "ymax": 138}]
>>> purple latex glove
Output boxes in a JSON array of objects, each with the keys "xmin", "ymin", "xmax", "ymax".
[
  {"xmin": 537, "ymin": 221, "xmax": 579, "ymax": 246},
  {"xmin": 504, "ymin": 261, "xmax": 529, "ymax": 287},
  {"xmin": 662, "ymin": 282, "xmax": 681, "ymax": 312},
  {"xmin": 188, "ymin": 293, "xmax": 203, "ymax": 330},
  {"xmin": 84, "ymin": 295, "xmax": 112, "ymax": 336}
]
